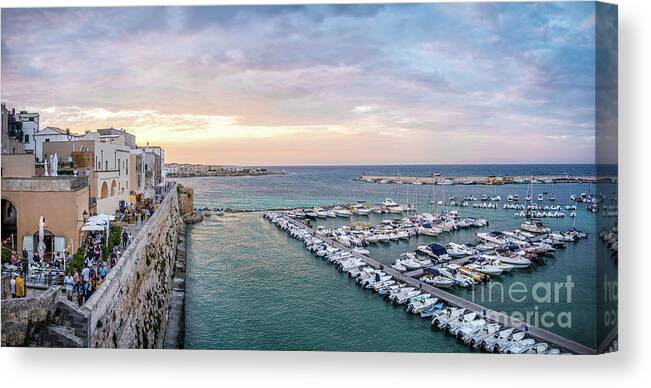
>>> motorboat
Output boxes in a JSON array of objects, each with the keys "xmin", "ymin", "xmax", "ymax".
[
  {"xmin": 445, "ymin": 312, "xmax": 478, "ymax": 332},
  {"xmin": 405, "ymin": 294, "xmax": 434, "ymax": 311},
  {"xmin": 352, "ymin": 247, "xmax": 370, "ymax": 256},
  {"xmin": 506, "ymin": 338, "xmax": 537, "ymax": 354},
  {"xmin": 476, "ymin": 231, "xmax": 507, "ymax": 245},
  {"xmin": 481, "ymin": 328, "xmax": 514, "ymax": 352},
  {"xmin": 452, "ymin": 318, "xmax": 487, "ymax": 338},
  {"xmin": 417, "ymin": 224, "xmax": 441, "ymax": 236},
  {"xmin": 467, "ymin": 263, "xmax": 503, "ymax": 276},
  {"xmin": 419, "ymin": 302, "xmax": 445, "ymax": 318},
  {"xmin": 466, "ymin": 323, "xmax": 501, "ymax": 346},
  {"xmin": 447, "ymin": 242, "xmax": 474, "ymax": 258},
  {"xmin": 335, "ymin": 209, "xmax": 352, "ymax": 217},
  {"xmin": 391, "ymin": 260, "xmax": 407, "ymax": 272},
  {"xmin": 520, "ymin": 219, "xmax": 550, "ymax": 234},
  {"xmin": 495, "ymin": 331, "xmax": 527, "ymax": 353}
]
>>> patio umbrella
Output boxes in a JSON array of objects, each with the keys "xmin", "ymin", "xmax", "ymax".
[
  {"xmin": 38, "ymin": 216, "xmax": 46, "ymax": 259},
  {"xmin": 43, "ymin": 158, "xmax": 49, "ymax": 176},
  {"xmin": 49, "ymin": 154, "xmax": 56, "ymax": 176},
  {"xmin": 53, "ymin": 153, "xmax": 58, "ymax": 176}
]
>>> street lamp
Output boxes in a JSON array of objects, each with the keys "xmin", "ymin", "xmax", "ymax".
[{"xmin": 82, "ymin": 209, "xmax": 88, "ymax": 223}]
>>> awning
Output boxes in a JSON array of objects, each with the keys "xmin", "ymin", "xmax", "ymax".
[{"xmin": 81, "ymin": 224, "xmax": 105, "ymax": 232}]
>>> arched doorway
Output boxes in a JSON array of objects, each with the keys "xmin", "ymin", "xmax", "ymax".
[
  {"xmin": 110, "ymin": 180, "xmax": 117, "ymax": 196},
  {"xmin": 33, "ymin": 229, "xmax": 55, "ymax": 260},
  {"xmin": 100, "ymin": 182, "xmax": 109, "ymax": 198},
  {"xmin": 1, "ymin": 198, "xmax": 17, "ymax": 249}
]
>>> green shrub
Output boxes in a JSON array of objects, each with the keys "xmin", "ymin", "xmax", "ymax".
[{"xmin": 1, "ymin": 247, "xmax": 12, "ymax": 264}]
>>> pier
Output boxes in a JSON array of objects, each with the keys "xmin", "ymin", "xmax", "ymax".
[
  {"xmin": 356, "ymin": 174, "xmax": 616, "ymax": 185},
  {"xmin": 278, "ymin": 214, "xmax": 596, "ymax": 355}
]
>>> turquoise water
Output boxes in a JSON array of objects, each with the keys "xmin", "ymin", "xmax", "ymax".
[{"xmin": 181, "ymin": 165, "xmax": 617, "ymax": 351}]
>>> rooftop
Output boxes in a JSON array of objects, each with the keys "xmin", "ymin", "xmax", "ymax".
[{"xmin": 1, "ymin": 176, "xmax": 89, "ymax": 192}]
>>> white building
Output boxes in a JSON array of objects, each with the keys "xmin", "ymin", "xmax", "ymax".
[
  {"xmin": 15, "ymin": 111, "xmax": 39, "ymax": 153},
  {"xmin": 33, "ymin": 127, "xmax": 79, "ymax": 162}
]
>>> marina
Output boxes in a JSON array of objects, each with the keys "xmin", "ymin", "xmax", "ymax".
[
  {"xmin": 180, "ymin": 165, "xmax": 618, "ymax": 352},
  {"xmin": 264, "ymin": 211, "xmax": 597, "ymax": 355}
]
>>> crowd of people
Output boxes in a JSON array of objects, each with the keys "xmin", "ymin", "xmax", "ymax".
[{"xmin": 114, "ymin": 199, "xmax": 159, "ymax": 225}]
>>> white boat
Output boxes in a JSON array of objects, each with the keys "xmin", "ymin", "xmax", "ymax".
[
  {"xmin": 417, "ymin": 225, "xmax": 441, "ymax": 236},
  {"xmin": 520, "ymin": 219, "xmax": 550, "ymax": 234},
  {"xmin": 447, "ymin": 242, "xmax": 474, "ymax": 258},
  {"xmin": 506, "ymin": 338, "xmax": 537, "ymax": 354},
  {"xmin": 476, "ymin": 231, "xmax": 506, "ymax": 245},
  {"xmin": 355, "ymin": 207, "xmax": 371, "ymax": 215},
  {"xmin": 391, "ymin": 260, "xmax": 407, "ymax": 272},
  {"xmin": 452, "ymin": 318, "xmax": 487, "ymax": 337},
  {"xmin": 467, "ymin": 263, "xmax": 503, "ymax": 276},
  {"xmin": 325, "ymin": 210, "xmax": 337, "ymax": 218},
  {"xmin": 466, "ymin": 323, "xmax": 501, "ymax": 346},
  {"xmin": 335, "ymin": 209, "xmax": 352, "ymax": 217},
  {"xmin": 407, "ymin": 297, "xmax": 439, "ymax": 314},
  {"xmin": 402, "ymin": 258, "xmax": 422, "ymax": 270},
  {"xmin": 352, "ymin": 247, "xmax": 370, "ymax": 255}
]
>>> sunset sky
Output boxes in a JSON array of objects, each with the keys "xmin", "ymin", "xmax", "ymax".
[{"xmin": 1, "ymin": 3, "xmax": 609, "ymax": 165}]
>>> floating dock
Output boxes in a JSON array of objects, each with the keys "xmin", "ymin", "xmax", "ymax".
[
  {"xmin": 356, "ymin": 175, "xmax": 616, "ymax": 185},
  {"xmin": 279, "ymin": 214, "xmax": 596, "ymax": 355}
]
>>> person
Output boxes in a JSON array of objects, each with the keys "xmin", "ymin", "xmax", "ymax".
[
  {"xmin": 10, "ymin": 274, "xmax": 17, "ymax": 298},
  {"xmin": 15, "ymin": 272, "xmax": 25, "ymax": 298},
  {"xmin": 33, "ymin": 251, "xmax": 41, "ymax": 264},
  {"xmin": 122, "ymin": 230, "xmax": 128, "ymax": 248},
  {"xmin": 82, "ymin": 265, "xmax": 91, "ymax": 283},
  {"xmin": 98, "ymin": 263, "xmax": 107, "ymax": 280},
  {"xmin": 64, "ymin": 273, "xmax": 74, "ymax": 301}
]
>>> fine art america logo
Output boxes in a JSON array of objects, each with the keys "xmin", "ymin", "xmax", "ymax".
[{"xmin": 470, "ymin": 276, "xmax": 575, "ymax": 329}]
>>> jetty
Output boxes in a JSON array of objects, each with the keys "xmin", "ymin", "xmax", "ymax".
[
  {"xmin": 356, "ymin": 174, "xmax": 616, "ymax": 186},
  {"xmin": 277, "ymin": 214, "xmax": 596, "ymax": 355}
]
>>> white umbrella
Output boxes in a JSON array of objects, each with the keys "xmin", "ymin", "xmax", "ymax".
[
  {"xmin": 53, "ymin": 153, "xmax": 59, "ymax": 176},
  {"xmin": 38, "ymin": 216, "xmax": 46, "ymax": 258},
  {"xmin": 43, "ymin": 158, "xmax": 49, "ymax": 176},
  {"xmin": 49, "ymin": 154, "xmax": 55, "ymax": 177}
]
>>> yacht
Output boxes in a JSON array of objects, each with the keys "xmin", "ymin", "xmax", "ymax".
[
  {"xmin": 520, "ymin": 219, "xmax": 550, "ymax": 234},
  {"xmin": 335, "ymin": 209, "xmax": 352, "ymax": 218},
  {"xmin": 325, "ymin": 210, "xmax": 337, "ymax": 218},
  {"xmin": 476, "ymin": 231, "xmax": 507, "ymax": 245}
]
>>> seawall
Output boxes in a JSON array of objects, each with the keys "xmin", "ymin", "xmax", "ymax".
[{"xmin": 83, "ymin": 184, "xmax": 182, "ymax": 348}]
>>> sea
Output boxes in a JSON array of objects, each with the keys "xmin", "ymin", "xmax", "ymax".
[{"xmin": 176, "ymin": 164, "xmax": 618, "ymax": 352}]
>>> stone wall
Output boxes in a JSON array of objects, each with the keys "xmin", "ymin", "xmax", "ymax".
[
  {"xmin": 82, "ymin": 184, "xmax": 182, "ymax": 348},
  {"xmin": 1, "ymin": 286, "xmax": 61, "ymax": 346}
]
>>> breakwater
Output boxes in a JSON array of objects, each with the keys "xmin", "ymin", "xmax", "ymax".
[{"xmin": 357, "ymin": 175, "xmax": 616, "ymax": 185}]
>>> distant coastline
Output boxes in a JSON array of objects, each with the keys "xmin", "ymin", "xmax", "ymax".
[{"xmin": 165, "ymin": 163, "xmax": 285, "ymax": 178}]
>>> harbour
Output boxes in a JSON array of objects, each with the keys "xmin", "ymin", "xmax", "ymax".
[
  {"xmin": 265, "ymin": 212, "xmax": 595, "ymax": 354},
  {"xmin": 180, "ymin": 164, "xmax": 618, "ymax": 353}
]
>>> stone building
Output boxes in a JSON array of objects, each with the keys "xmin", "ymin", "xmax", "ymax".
[
  {"xmin": 1, "ymin": 153, "xmax": 90, "ymax": 257},
  {"xmin": 42, "ymin": 131, "xmax": 131, "ymax": 215}
]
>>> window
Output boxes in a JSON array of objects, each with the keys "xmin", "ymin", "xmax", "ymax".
[
  {"xmin": 45, "ymin": 138, "xmax": 50, "ymax": 142},
  {"xmin": 24, "ymin": 134, "xmax": 29, "ymax": 143},
  {"xmin": 105, "ymin": 161, "xmax": 108, "ymax": 170}
]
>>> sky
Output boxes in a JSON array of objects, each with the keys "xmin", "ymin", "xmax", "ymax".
[{"xmin": 1, "ymin": 3, "xmax": 615, "ymax": 165}]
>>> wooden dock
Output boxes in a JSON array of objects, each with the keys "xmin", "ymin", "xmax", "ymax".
[
  {"xmin": 357, "ymin": 174, "xmax": 616, "ymax": 186},
  {"xmin": 281, "ymin": 215, "xmax": 597, "ymax": 355}
]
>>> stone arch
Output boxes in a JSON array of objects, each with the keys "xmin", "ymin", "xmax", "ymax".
[
  {"xmin": 1, "ymin": 198, "xmax": 18, "ymax": 246},
  {"xmin": 110, "ymin": 180, "xmax": 117, "ymax": 196},
  {"xmin": 100, "ymin": 182, "xmax": 109, "ymax": 199}
]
